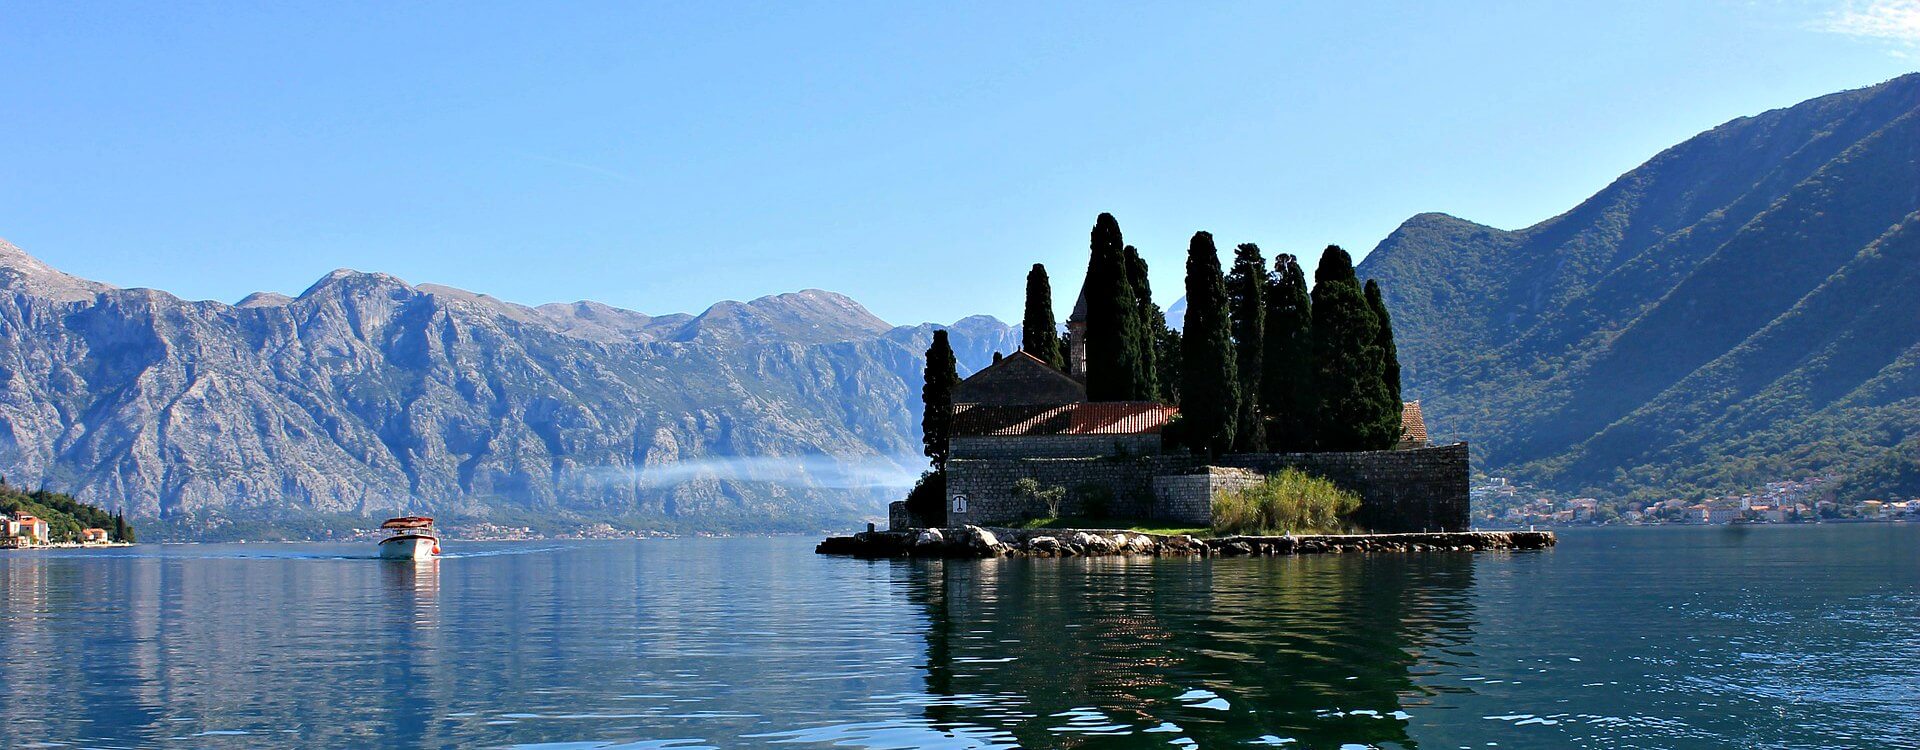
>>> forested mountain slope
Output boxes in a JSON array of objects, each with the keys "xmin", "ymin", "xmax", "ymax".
[{"xmin": 1359, "ymin": 73, "xmax": 1920, "ymax": 501}]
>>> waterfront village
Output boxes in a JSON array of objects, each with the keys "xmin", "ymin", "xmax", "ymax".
[
  {"xmin": 2, "ymin": 512, "xmax": 120, "ymax": 549},
  {"xmin": 1475, "ymin": 475, "xmax": 1919, "ymax": 527}
]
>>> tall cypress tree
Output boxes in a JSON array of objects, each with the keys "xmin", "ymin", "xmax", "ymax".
[
  {"xmin": 1226, "ymin": 243, "xmax": 1269, "ymax": 452},
  {"xmin": 1083, "ymin": 214, "xmax": 1147, "ymax": 400},
  {"xmin": 1261, "ymin": 254, "xmax": 1316, "ymax": 451},
  {"xmin": 1178, "ymin": 231, "xmax": 1241, "ymax": 456},
  {"xmin": 1156, "ymin": 325, "xmax": 1183, "ymax": 404},
  {"xmin": 922, "ymin": 330, "xmax": 960, "ymax": 469},
  {"xmin": 1022, "ymin": 263, "xmax": 1066, "ymax": 370},
  {"xmin": 1365, "ymin": 278, "xmax": 1403, "ymax": 413},
  {"xmin": 1123, "ymin": 245, "xmax": 1162, "ymax": 400},
  {"xmin": 1310, "ymin": 246, "xmax": 1395, "ymax": 451}
]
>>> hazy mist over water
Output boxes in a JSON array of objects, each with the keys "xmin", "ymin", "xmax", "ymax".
[{"xmin": 1, "ymin": 525, "xmax": 1915, "ymax": 748}]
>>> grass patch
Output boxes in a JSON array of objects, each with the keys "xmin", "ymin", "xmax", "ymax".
[{"xmin": 1211, "ymin": 469, "xmax": 1361, "ymax": 536}]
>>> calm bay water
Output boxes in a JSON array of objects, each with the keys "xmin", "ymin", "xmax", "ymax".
[{"xmin": 1, "ymin": 525, "xmax": 1915, "ymax": 749}]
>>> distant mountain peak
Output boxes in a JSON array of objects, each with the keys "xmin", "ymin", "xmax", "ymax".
[
  {"xmin": 0, "ymin": 237, "xmax": 115, "ymax": 303},
  {"xmin": 236, "ymin": 291, "xmax": 294, "ymax": 308},
  {"xmin": 298, "ymin": 268, "xmax": 414, "ymax": 299},
  {"xmin": 678, "ymin": 288, "xmax": 894, "ymax": 345}
]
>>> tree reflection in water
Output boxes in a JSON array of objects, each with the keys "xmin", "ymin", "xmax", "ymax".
[{"xmin": 903, "ymin": 551, "xmax": 1479, "ymax": 748}]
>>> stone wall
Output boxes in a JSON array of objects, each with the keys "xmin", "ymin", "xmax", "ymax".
[
  {"xmin": 944, "ymin": 455, "xmax": 1194, "ymax": 526},
  {"xmin": 1215, "ymin": 443, "xmax": 1471, "ymax": 533},
  {"xmin": 952, "ymin": 433, "xmax": 1163, "ymax": 460},
  {"xmin": 938, "ymin": 443, "xmax": 1470, "ymax": 533},
  {"xmin": 1151, "ymin": 467, "xmax": 1262, "ymax": 526}
]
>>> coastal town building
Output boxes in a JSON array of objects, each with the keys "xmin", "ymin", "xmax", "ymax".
[
  {"xmin": 5, "ymin": 513, "xmax": 50, "ymax": 547},
  {"xmin": 81, "ymin": 528, "xmax": 109, "ymax": 545}
]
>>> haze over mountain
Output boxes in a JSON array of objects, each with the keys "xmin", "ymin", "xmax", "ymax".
[
  {"xmin": 1359, "ymin": 73, "xmax": 1920, "ymax": 502},
  {"xmin": 0, "ymin": 238, "xmax": 1015, "ymax": 538}
]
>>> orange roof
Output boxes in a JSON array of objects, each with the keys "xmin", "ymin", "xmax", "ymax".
[
  {"xmin": 1400, "ymin": 401, "xmax": 1428, "ymax": 445},
  {"xmin": 953, "ymin": 402, "xmax": 1176, "ymax": 437}
]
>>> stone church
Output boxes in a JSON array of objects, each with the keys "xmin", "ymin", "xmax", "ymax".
[{"xmin": 895, "ymin": 293, "xmax": 1468, "ymax": 533}]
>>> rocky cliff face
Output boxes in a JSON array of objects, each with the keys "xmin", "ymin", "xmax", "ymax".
[{"xmin": 0, "ymin": 240, "xmax": 1016, "ymax": 537}]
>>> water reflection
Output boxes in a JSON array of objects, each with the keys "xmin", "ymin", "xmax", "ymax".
[
  {"xmin": 902, "ymin": 553, "xmax": 1479, "ymax": 748},
  {"xmin": 382, "ymin": 557, "xmax": 442, "ymax": 607},
  {"xmin": 3, "ymin": 529, "xmax": 1913, "ymax": 749}
]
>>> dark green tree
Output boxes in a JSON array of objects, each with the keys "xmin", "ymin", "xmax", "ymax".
[
  {"xmin": 1309, "ymin": 246, "xmax": 1396, "ymax": 450},
  {"xmin": 1178, "ymin": 231, "xmax": 1241, "ymax": 456},
  {"xmin": 1123, "ymin": 245, "xmax": 1162, "ymax": 400},
  {"xmin": 1226, "ymin": 243, "xmax": 1269, "ymax": 452},
  {"xmin": 1261, "ymin": 254, "xmax": 1316, "ymax": 450},
  {"xmin": 1022, "ymin": 263, "xmax": 1066, "ymax": 370},
  {"xmin": 922, "ymin": 330, "xmax": 960, "ymax": 469},
  {"xmin": 1365, "ymin": 279, "xmax": 1403, "ymax": 408},
  {"xmin": 903, "ymin": 470, "xmax": 946, "ymax": 528},
  {"xmin": 1083, "ymin": 214, "xmax": 1148, "ymax": 400},
  {"xmin": 1156, "ymin": 324, "xmax": 1183, "ymax": 404}
]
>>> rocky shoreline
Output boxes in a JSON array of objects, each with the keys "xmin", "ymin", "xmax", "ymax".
[{"xmin": 815, "ymin": 526, "xmax": 1556, "ymax": 559}]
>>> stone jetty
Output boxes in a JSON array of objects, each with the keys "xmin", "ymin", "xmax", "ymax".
[{"xmin": 815, "ymin": 526, "xmax": 1555, "ymax": 559}]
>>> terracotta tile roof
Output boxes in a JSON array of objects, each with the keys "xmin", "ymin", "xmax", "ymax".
[
  {"xmin": 952, "ymin": 351, "xmax": 1087, "ymax": 406},
  {"xmin": 953, "ymin": 402, "xmax": 1176, "ymax": 437},
  {"xmin": 1400, "ymin": 401, "xmax": 1428, "ymax": 446}
]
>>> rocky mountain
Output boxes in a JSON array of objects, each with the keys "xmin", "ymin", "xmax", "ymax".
[
  {"xmin": 1358, "ymin": 73, "xmax": 1920, "ymax": 502},
  {"xmin": 0, "ymin": 240, "xmax": 1016, "ymax": 538}
]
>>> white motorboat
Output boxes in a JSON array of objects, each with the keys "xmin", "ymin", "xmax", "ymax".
[{"xmin": 378, "ymin": 516, "xmax": 440, "ymax": 560}]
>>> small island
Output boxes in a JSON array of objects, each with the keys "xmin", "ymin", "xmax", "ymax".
[{"xmin": 822, "ymin": 214, "xmax": 1554, "ymax": 558}]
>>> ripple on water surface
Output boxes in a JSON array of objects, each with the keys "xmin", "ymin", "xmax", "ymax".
[{"xmin": 1, "ymin": 526, "xmax": 1916, "ymax": 748}]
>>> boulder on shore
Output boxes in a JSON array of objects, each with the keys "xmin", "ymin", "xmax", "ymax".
[{"xmin": 815, "ymin": 528, "xmax": 1556, "ymax": 559}]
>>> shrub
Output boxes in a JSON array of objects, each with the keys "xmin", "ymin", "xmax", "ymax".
[
  {"xmin": 904, "ymin": 470, "xmax": 947, "ymax": 526},
  {"xmin": 1211, "ymin": 469, "xmax": 1361, "ymax": 535},
  {"xmin": 1012, "ymin": 478, "xmax": 1067, "ymax": 519},
  {"xmin": 1074, "ymin": 483, "xmax": 1115, "ymax": 519},
  {"xmin": 1160, "ymin": 413, "xmax": 1188, "ymax": 452}
]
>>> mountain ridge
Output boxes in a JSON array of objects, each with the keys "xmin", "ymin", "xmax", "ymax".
[
  {"xmin": 0, "ymin": 240, "xmax": 1016, "ymax": 538},
  {"xmin": 1358, "ymin": 72, "xmax": 1920, "ymax": 502}
]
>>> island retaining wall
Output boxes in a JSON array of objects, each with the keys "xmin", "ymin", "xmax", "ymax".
[
  {"xmin": 1214, "ymin": 443, "xmax": 1471, "ymax": 533},
  {"xmin": 931, "ymin": 443, "xmax": 1471, "ymax": 533}
]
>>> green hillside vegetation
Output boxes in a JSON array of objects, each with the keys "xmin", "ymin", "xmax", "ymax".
[
  {"xmin": 1358, "ymin": 72, "xmax": 1920, "ymax": 503},
  {"xmin": 0, "ymin": 481, "xmax": 135, "ymax": 543}
]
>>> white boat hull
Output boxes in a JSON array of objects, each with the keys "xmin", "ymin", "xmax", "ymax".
[{"xmin": 378, "ymin": 535, "xmax": 437, "ymax": 560}]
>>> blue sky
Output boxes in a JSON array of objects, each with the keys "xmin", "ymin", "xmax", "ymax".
[{"xmin": 2, "ymin": 2, "xmax": 1916, "ymax": 326}]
